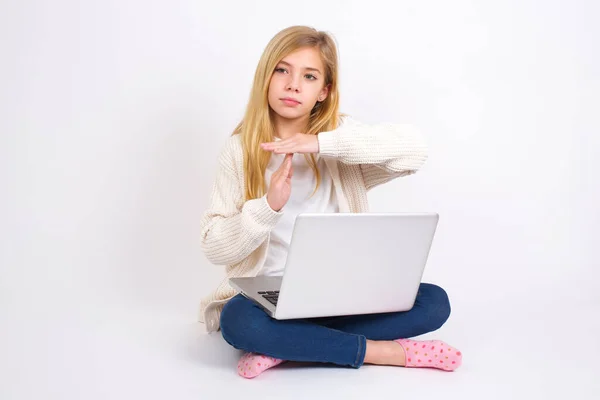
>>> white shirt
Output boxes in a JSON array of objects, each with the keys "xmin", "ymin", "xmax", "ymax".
[{"xmin": 258, "ymin": 146, "xmax": 339, "ymax": 277}]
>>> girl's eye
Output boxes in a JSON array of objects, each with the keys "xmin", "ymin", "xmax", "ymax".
[
  {"xmin": 275, "ymin": 67, "xmax": 287, "ymax": 73},
  {"xmin": 305, "ymin": 74, "xmax": 317, "ymax": 81}
]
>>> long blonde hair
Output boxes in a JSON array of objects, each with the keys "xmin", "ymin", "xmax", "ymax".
[{"xmin": 232, "ymin": 26, "xmax": 341, "ymax": 201}]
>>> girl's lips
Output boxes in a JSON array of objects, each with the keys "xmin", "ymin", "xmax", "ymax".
[{"xmin": 281, "ymin": 98, "xmax": 301, "ymax": 106}]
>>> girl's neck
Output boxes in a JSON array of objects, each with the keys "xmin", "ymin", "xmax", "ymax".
[{"xmin": 272, "ymin": 114, "xmax": 309, "ymax": 139}]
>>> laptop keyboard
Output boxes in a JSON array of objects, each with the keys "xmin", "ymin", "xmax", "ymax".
[{"xmin": 258, "ymin": 291, "xmax": 279, "ymax": 306}]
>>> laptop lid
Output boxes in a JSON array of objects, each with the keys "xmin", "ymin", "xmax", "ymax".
[{"xmin": 274, "ymin": 213, "xmax": 439, "ymax": 320}]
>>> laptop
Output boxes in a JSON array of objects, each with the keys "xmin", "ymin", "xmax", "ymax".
[{"xmin": 229, "ymin": 212, "xmax": 439, "ymax": 320}]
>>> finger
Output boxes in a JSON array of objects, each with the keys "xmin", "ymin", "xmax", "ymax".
[
  {"xmin": 279, "ymin": 152, "xmax": 292, "ymax": 164},
  {"xmin": 262, "ymin": 144, "xmax": 288, "ymax": 153},
  {"xmin": 273, "ymin": 154, "xmax": 291, "ymax": 175},
  {"xmin": 274, "ymin": 144, "xmax": 297, "ymax": 154},
  {"xmin": 283, "ymin": 154, "xmax": 293, "ymax": 175},
  {"xmin": 262, "ymin": 138, "xmax": 291, "ymax": 148},
  {"xmin": 274, "ymin": 154, "xmax": 290, "ymax": 176},
  {"xmin": 260, "ymin": 143, "xmax": 274, "ymax": 152},
  {"xmin": 263, "ymin": 141, "xmax": 285, "ymax": 147}
]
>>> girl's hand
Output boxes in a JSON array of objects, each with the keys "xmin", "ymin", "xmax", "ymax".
[
  {"xmin": 266, "ymin": 153, "xmax": 293, "ymax": 212},
  {"xmin": 260, "ymin": 133, "xmax": 319, "ymax": 154}
]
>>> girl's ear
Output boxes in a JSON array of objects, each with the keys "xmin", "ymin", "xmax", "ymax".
[{"xmin": 317, "ymin": 84, "xmax": 331, "ymax": 102}]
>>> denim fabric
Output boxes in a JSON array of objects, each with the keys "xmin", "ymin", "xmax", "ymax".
[{"xmin": 220, "ymin": 283, "xmax": 451, "ymax": 368}]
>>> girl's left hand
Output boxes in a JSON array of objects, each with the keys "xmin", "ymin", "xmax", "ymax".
[{"xmin": 260, "ymin": 133, "xmax": 319, "ymax": 154}]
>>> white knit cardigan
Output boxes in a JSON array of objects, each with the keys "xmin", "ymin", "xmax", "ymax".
[{"xmin": 199, "ymin": 115, "xmax": 429, "ymax": 332}]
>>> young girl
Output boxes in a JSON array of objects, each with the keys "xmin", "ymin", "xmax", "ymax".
[{"xmin": 199, "ymin": 25, "xmax": 462, "ymax": 378}]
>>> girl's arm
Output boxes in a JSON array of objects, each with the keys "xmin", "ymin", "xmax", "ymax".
[
  {"xmin": 200, "ymin": 138, "xmax": 282, "ymax": 266},
  {"xmin": 317, "ymin": 116, "xmax": 429, "ymax": 190}
]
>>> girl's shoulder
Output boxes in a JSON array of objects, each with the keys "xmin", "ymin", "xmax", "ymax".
[
  {"xmin": 218, "ymin": 133, "xmax": 243, "ymax": 160},
  {"xmin": 212, "ymin": 134, "xmax": 244, "ymax": 178}
]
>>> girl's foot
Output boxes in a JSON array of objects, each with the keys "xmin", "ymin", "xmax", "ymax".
[
  {"xmin": 237, "ymin": 353, "xmax": 286, "ymax": 378},
  {"xmin": 395, "ymin": 339, "xmax": 462, "ymax": 371}
]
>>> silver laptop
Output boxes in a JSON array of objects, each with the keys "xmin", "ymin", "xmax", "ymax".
[{"xmin": 229, "ymin": 212, "xmax": 439, "ymax": 320}]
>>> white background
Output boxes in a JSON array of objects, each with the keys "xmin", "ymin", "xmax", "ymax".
[{"xmin": 1, "ymin": 0, "xmax": 599, "ymax": 399}]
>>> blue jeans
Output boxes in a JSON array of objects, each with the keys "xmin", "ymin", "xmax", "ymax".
[{"xmin": 220, "ymin": 283, "xmax": 451, "ymax": 368}]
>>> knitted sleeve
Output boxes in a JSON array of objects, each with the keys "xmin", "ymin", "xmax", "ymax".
[
  {"xmin": 199, "ymin": 137, "xmax": 283, "ymax": 266},
  {"xmin": 317, "ymin": 116, "xmax": 429, "ymax": 190}
]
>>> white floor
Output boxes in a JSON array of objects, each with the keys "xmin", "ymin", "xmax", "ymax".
[{"xmin": 2, "ymin": 284, "xmax": 599, "ymax": 400}]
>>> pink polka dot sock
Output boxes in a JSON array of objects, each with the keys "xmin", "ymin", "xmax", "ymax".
[
  {"xmin": 237, "ymin": 352, "xmax": 286, "ymax": 379},
  {"xmin": 394, "ymin": 339, "xmax": 462, "ymax": 371}
]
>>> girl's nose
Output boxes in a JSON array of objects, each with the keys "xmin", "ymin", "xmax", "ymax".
[{"xmin": 285, "ymin": 76, "xmax": 300, "ymax": 92}]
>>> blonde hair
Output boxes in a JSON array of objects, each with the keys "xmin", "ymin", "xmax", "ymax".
[{"xmin": 232, "ymin": 25, "xmax": 341, "ymax": 201}]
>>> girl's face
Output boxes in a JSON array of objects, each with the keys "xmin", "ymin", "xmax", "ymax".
[{"xmin": 267, "ymin": 47, "xmax": 329, "ymax": 122}]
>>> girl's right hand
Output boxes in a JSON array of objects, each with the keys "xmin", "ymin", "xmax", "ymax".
[{"xmin": 266, "ymin": 153, "xmax": 293, "ymax": 212}]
